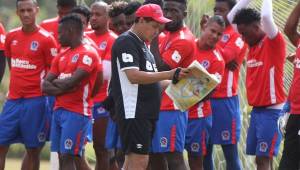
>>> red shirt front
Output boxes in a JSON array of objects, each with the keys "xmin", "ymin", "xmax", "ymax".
[
  {"xmin": 189, "ymin": 42, "xmax": 225, "ymax": 119},
  {"xmin": 159, "ymin": 26, "xmax": 195, "ymax": 111},
  {"xmin": 50, "ymin": 44, "xmax": 99, "ymax": 117},
  {"xmin": 86, "ymin": 30, "xmax": 117, "ymax": 102},
  {"xmin": 40, "ymin": 17, "xmax": 59, "ymax": 42},
  {"xmin": 214, "ymin": 25, "xmax": 247, "ymax": 98},
  {"xmin": 5, "ymin": 27, "xmax": 57, "ymax": 99},
  {"xmin": 0, "ymin": 23, "xmax": 5, "ymax": 50},
  {"xmin": 246, "ymin": 33, "xmax": 286, "ymax": 106},
  {"xmin": 289, "ymin": 40, "xmax": 300, "ymax": 114}
]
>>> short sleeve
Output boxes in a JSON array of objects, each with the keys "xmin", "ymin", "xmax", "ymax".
[
  {"xmin": 0, "ymin": 23, "xmax": 5, "ymax": 50},
  {"xmin": 43, "ymin": 35, "xmax": 58, "ymax": 66},
  {"xmin": 220, "ymin": 34, "xmax": 245, "ymax": 63},
  {"xmin": 113, "ymin": 37, "xmax": 140, "ymax": 71},
  {"xmin": 209, "ymin": 50, "xmax": 225, "ymax": 83},
  {"xmin": 267, "ymin": 32, "xmax": 286, "ymax": 64},
  {"xmin": 162, "ymin": 39, "xmax": 194, "ymax": 68},
  {"xmin": 4, "ymin": 32, "xmax": 11, "ymax": 58},
  {"xmin": 77, "ymin": 52, "xmax": 98, "ymax": 73}
]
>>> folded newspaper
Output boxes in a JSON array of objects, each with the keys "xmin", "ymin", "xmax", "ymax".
[{"xmin": 165, "ymin": 60, "xmax": 220, "ymax": 111}]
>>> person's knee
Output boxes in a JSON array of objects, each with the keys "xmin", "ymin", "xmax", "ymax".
[
  {"xmin": 0, "ymin": 146, "xmax": 9, "ymax": 156},
  {"xmin": 165, "ymin": 152, "xmax": 185, "ymax": 163},
  {"xmin": 128, "ymin": 153, "xmax": 149, "ymax": 168},
  {"xmin": 25, "ymin": 148, "xmax": 42, "ymax": 158},
  {"xmin": 255, "ymin": 156, "xmax": 270, "ymax": 166}
]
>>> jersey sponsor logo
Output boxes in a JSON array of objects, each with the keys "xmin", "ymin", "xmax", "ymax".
[
  {"xmin": 50, "ymin": 48, "xmax": 58, "ymax": 57},
  {"xmin": 58, "ymin": 73, "xmax": 72, "ymax": 79},
  {"xmin": 191, "ymin": 143, "xmax": 200, "ymax": 152},
  {"xmin": 235, "ymin": 37, "xmax": 244, "ymax": 49},
  {"xmin": 201, "ymin": 60, "xmax": 210, "ymax": 69},
  {"xmin": 122, "ymin": 53, "xmax": 134, "ymax": 63},
  {"xmin": 38, "ymin": 132, "xmax": 46, "ymax": 142},
  {"xmin": 221, "ymin": 34, "xmax": 230, "ymax": 43},
  {"xmin": 136, "ymin": 143, "xmax": 143, "ymax": 149},
  {"xmin": 12, "ymin": 40, "xmax": 18, "ymax": 46},
  {"xmin": 294, "ymin": 58, "xmax": 300, "ymax": 69},
  {"xmin": 247, "ymin": 59, "xmax": 263, "ymax": 68},
  {"xmin": 160, "ymin": 137, "xmax": 168, "ymax": 148},
  {"xmin": 30, "ymin": 41, "xmax": 39, "ymax": 51},
  {"xmin": 83, "ymin": 55, "xmax": 93, "ymax": 66},
  {"xmin": 99, "ymin": 41, "xmax": 107, "ymax": 50},
  {"xmin": 171, "ymin": 50, "xmax": 181, "ymax": 63},
  {"xmin": 221, "ymin": 130, "xmax": 230, "ymax": 141},
  {"xmin": 11, "ymin": 58, "xmax": 37, "ymax": 69},
  {"xmin": 259, "ymin": 142, "xmax": 268, "ymax": 152},
  {"xmin": 64, "ymin": 139, "xmax": 73, "ymax": 150},
  {"xmin": 71, "ymin": 54, "xmax": 79, "ymax": 63}
]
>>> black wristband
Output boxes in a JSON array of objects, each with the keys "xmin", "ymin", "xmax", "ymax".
[{"xmin": 172, "ymin": 68, "xmax": 181, "ymax": 84}]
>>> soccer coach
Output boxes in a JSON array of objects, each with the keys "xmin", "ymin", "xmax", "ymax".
[{"xmin": 110, "ymin": 4, "xmax": 189, "ymax": 170}]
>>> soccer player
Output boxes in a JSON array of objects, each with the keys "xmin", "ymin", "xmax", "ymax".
[
  {"xmin": 40, "ymin": 0, "xmax": 76, "ymax": 42},
  {"xmin": 110, "ymin": 4, "xmax": 189, "ymax": 170},
  {"xmin": 0, "ymin": 0, "xmax": 57, "ymax": 170},
  {"xmin": 42, "ymin": 14, "xmax": 101, "ymax": 170},
  {"xmin": 108, "ymin": 1, "xmax": 128, "ymax": 35},
  {"xmin": 185, "ymin": 16, "xmax": 225, "ymax": 170},
  {"xmin": 0, "ymin": 23, "xmax": 5, "ymax": 84},
  {"xmin": 86, "ymin": 1, "xmax": 119, "ymax": 170},
  {"xmin": 124, "ymin": 1, "xmax": 142, "ymax": 29},
  {"xmin": 149, "ymin": 0, "xmax": 195, "ymax": 170},
  {"xmin": 279, "ymin": 1, "xmax": 300, "ymax": 169},
  {"xmin": 203, "ymin": 1, "xmax": 247, "ymax": 170},
  {"xmin": 229, "ymin": 0, "xmax": 286, "ymax": 169}
]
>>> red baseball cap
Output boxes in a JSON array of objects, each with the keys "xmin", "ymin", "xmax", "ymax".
[{"xmin": 135, "ymin": 4, "xmax": 172, "ymax": 24}]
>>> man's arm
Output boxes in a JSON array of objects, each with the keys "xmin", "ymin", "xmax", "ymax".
[
  {"xmin": 227, "ymin": 0, "xmax": 251, "ymax": 24},
  {"xmin": 124, "ymin": 67, "xmax": 189, "ymax": 85},
  {"xmin": 150, "ymin": 36, "xmax": 171, "ymax": 71},
  {"xmin": 284, "ymin": 0, "xmax": 300, "ymax": 47},
  {"xmin": 42, "ymin": 73, "xmax": 65, "ymax": 96},
  {"xmin": 92, "ymin": 70, "xmax": 103, "ymax": 97},
  {"xmin": 261, "ymin": 0, "xmax": 278, "ymax": 39},
  {"xmin": 0, "ymin": 51, "xmax": 5, "ymax": 84},
  {"xmin": 52, "ymin": 68, "xmax": 89, "ymax": 91}
]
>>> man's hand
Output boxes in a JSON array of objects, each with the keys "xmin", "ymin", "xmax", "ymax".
[
  {"xmin": 287, "ymin": 53, "xmax": 296, "ymax": 63},
  {"xmin": 226, "ymin": 60, "xmax": 239, "ymax": 71},
  {"xmin": 200, "ymin": 14, "xmax": 210, "ymax": 30},
  {"xmin": 171, "ymin": 67, "xmax": 191, "ymax": 84}
]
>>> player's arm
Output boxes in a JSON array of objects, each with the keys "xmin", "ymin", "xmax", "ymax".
[
  {"xmin": 227, "ymin": 0, "xmax": 251, "ymax": 24},
  {"xmin": 124, "ymin": 68, "xmax": 189, "ymax": 85},
  {"xmin": 150, "ymin": 36, "xmax": 171, "ymax": 71},
  {"xmin": 0, "ymin": 51, "xmax": 5, "ymax": 83},
  {"xmin": 42, "ymin": 73, "xmax": 65, "ymax": 96},
  {"xmin": 92, "ymin": 70, "xmax": 103, "ymax": 98},
  {"xmin": 261, "ymin": 0, "xmax": 278, "ymax": 39},
  {"xmin": 284, "ymin": 0, "xmax": 300, "ymax": 47},
  {"xmin": 52, "ymin": 68, "xmax": 89, "ymax": 91}
]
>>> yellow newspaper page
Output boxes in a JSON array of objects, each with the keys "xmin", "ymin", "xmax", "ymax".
[{"xmin": 165, "ymin": 60, "xmax": 220, "ymax": 111}]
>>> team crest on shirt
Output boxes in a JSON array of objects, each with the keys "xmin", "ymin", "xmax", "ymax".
[
  {"xmin": 221, "ymin": 130, "xmax": 230, "ymax": 141},
  {"xmin": 259, "ymin": 142, "xmax": 268, "ymax": 152},
  {"xmin": 30, "ymin": 41, "xmax": 39, "ymax": 51},
  {"xmin": 201, "ymin": 60, "xmax": 210, "ymax": 69},
  {"xmin": 191, "ymin": 143, "xmax": 200, "ymax": 152},
  {"xmin": 83, "ymin": 55, "xmax": 93, "ymax": 66},
  {"xmin": 221, "ymin": 34, "xmax": 230, "ymax": 43},
  {"xmin": 97, "ymin": 106, "xmax": 106, "ymax": 114},
  {"xmin": 38, "ymin": 132, "xmax": 46, "ymax": 142},
  {"xmin": 71, "ymin": 54, "xmax": 79, "ymax": 63},
  {"xmin": 160, "ymin": 137, "xmax": 168, "ymax": 148},
  {"xmin": 64, "ymin": 139, "xmax": 73, "ymax": 150},
  {"xmin": 171, "ymin": 50, "xmax": 181, "ymax": 63},
  {"xmin": 99, "ymin": 41, "xmax": 107, "ymax": 50}
]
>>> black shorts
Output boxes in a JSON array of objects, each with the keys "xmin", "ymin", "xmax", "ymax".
[
  {"xmin": 279, "ymin": 114, "xmax": 300, "ymax": 170},
  {"xmin": 117, "ymin": 118, "xmax": 156, "ymax": 155}
]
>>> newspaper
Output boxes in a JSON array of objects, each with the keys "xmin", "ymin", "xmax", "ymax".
[{"xmin": 165, "ymin": 60, "xmax": 220, "ymax": 112}]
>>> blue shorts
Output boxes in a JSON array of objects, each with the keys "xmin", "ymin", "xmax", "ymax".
[
  {"xmin": 92, "ymin": 102, "xmax": 109, "ymax": 120},
  {"xmin": 45, "ymin": 96, "xmax": 55, "ymax": 141},
  {"xmin": 151, "ymin": 110, "xmax": 188, "ymax": 153},
  {"xmin": 246, "ymin": 107, "xmax": 282, "ymax": 157},
  {"xmin": 50, "ymin": 108, "xmax": 91, "ymax": 156},
  {"xmin": 210, "ymin": 96, "xmax": 241, "ymax": 145},
  {"xmin": 105, "ymin": 117, "xmax": 121, "ymax": 149},
  {"xmin": 0, "ymin": 96, "xmax": 47, "ymax": 147},
  {"xmin": 185, "ymin": 116, "xmax": 212, "ymax": 156}
]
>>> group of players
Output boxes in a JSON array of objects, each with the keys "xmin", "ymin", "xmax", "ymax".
[{"xmin": 0, "ymin": 0, "xmax": 299, "ymax": 170}]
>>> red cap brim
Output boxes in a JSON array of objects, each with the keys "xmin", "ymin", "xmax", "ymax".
[{"xmin": 154, "ymin": 17, "xmax": 172, "ymax": 24}]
